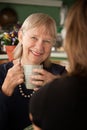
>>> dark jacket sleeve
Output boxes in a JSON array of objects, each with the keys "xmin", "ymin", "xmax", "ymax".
[
  {"xmin": 44, "ymin": 63, "xmax": 67, "ymax": 75},
  {"xmin": 0, "ymin": 62, "xmax": 12, "ymax": 129},
  {"xmin": 0, "ymin": 91, "xmax": 11, "ymax": 129}
]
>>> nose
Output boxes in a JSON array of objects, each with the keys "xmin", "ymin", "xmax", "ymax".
[{"xmin": 35, "ymin": 39, "xmax": 44, "ymax": 51}]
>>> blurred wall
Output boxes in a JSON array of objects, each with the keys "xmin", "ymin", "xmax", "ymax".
[{"xmin": 0, "ymin": 0, "xmax": 75, "ymax": 27}]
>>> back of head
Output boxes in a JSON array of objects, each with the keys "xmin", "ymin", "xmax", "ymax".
[{"xmin": 64, "ymin": 0, "xmax": 87, "ymax": 75}]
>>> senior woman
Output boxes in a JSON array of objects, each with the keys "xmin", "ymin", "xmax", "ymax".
[{"xmin": 0, "ymin": 13, "xmax": 66, "ymax": 130}]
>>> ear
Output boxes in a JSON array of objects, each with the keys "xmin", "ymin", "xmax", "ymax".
[
  {"xmin": 29, "ymin": 113, "xmax": 33, "ymax": 121},
  {"xmin": 18, "ymin": 29, "xmax": 23, "ymax": 43}
]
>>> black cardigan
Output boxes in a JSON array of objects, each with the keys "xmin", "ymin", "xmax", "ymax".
[{"xmin": 0, "ymin": 62, "xmax": 66, "ymax": 130}]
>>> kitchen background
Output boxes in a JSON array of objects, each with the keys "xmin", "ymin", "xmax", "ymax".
[
  {"xmin": 0, "ymin": 0, "xmax": 75, "ymax": 27},
  {"xmin": 0, "ymin": 0, "xmax": 76, "ymax": 68}
]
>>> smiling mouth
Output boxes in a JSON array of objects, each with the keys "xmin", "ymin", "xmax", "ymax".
[{"xmin": 31, "ymin": 50, "xmax": 43, "ymax": 56}]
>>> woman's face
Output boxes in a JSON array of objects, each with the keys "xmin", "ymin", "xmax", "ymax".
[{"xmin": 19, "ymin": 26, "xmax": 53, "ymax": 65}]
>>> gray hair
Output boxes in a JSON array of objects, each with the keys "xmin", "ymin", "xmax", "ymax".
[{"xmin": 13, "ymin": 13, "xmax": 57, "ymax": 67}]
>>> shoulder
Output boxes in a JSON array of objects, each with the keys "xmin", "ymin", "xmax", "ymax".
[
  {"xmin": 44, "ymin": 62, "xmax": 67, "ymax": 75},
  {"xmin": 0, "ymin": 62, "xmax": 13, "ymax": 71},
  {"xmin": 30, "ymin": 75, "xmax": 87, "ymax": 129},
  {"xmin": 30, "ymin": 75, "xmax": 79, "ymax": 101},
  {"xmin": 0, "ymin": 62, "xmax": 13, "ymax": 85},
  {"xmin": 29, "ymin": 75, "xmax": 79, "ymax": 111}
]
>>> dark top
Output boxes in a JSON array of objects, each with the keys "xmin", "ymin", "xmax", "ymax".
[
  {"xmin": 30, "ymin": 75, "xmax": 87, "ymax": 130},
  {"xmin": 0, "ymin": 62, "xmax": 66, "ymax": 130}
]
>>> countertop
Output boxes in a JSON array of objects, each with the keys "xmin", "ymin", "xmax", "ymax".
[{"xmin": 0, "ymin": 52, "xmax": 67, "ymax": 60}]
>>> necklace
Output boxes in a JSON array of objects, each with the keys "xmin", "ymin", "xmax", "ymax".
[{"xmin": 19, "ymin": 84, "xmax": 35, "ymax": 98}]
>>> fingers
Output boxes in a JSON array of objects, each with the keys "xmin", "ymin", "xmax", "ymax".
[
  {"xmin": 32, "ymin": 68, "xmax": 45, "ymax": 75},
  {"xmin": 30, "ymin": 68, "xmax": 59, "ymax": 87},
  {"xmin": 29, "ymin": 68, "xmax": 44, "ymax": 86},
  {"xmin": 6, "ymin": 59, "xmax": 24, "ymax": 86},
  {"xmin": 30, "ymin": 73, "xmax": 46, "ymax": 87},
  {"xmin": 12, "ymin": 59, "xmax": 24, "ymax": 73},
  {"xmin": 31, "ymin": 74, "xmax": 43, "ymax": 81},
  {"xmin": 13, "ymin": 58, "xmax": 21, "ymax": 65},
  {"xmin": 30, "ymin": 79, "xmax": 44, "ymax": 87}
]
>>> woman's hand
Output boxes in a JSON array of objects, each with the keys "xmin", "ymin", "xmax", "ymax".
[
  {"xmin": 2, "ymin": 60, "xmax": 24, "ymax": 96},
  {"xmin": 30, "ymin": 68, "xmax": 60, "ymax": 89}
]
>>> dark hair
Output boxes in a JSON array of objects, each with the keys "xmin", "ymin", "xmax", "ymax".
[{"xmin": 0, "ymin": 7, "xmax": 18, "ymax": 27}]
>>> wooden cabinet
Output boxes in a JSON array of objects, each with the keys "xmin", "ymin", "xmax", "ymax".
[
  {"xmin": 0, "ymin": 0, "xmax": 62, "ymax": 7},
  {"xmin": 0, "ymin": 59, "xmax": 8, "ymax": 64}
]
